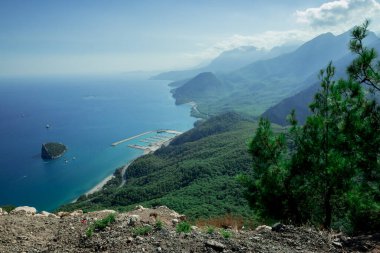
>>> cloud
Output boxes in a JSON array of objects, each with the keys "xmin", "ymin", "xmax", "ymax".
[
  {"xmin": 183, "ymin": 30, "xmax": 313, "ymax": 62},
  {"xmin": 184, "ymin": 0, "xmax": 380, "ymax": 68},
  {"xmin": 296, "ymin": 0, "xmax": 380, "ymax": 32}
]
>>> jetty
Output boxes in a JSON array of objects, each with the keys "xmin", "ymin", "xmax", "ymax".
[
  {"xmin": 127, "ymin": 144, "xmax": 147, "ymax": 150},
  {"xmin": 111, "ymin": 130, "xmax": 183, "ymax": 152},
  {"xmin": 111, "ymin": 131, "xmax": 153, "ymax": 146}
]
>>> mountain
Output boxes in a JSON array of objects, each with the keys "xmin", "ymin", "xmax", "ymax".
[
  {"xmin": 152, "ymin": 45, "xmax": 297, "ymax": 81},
  {"xmin": 172, "ymin": 72, "xmax": 229, "ymax": 105},
  {"xmin": 261, "ymin": 82, "xmax": 319, "ymax": 125},
  {"xmin": 262, "ymin": 34, "xmax": 380, "ymax": 125},
  {"xmin": 170, "ymin": 30, "xmax": 379, "ymax": 118}
]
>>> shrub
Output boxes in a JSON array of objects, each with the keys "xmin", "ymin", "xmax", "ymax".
[
  {"xmin": 206, "ymin": 226, "xmax": 215, "ymax": 234},
  {"xmin": 85, "ymin": 228, "xmax": 93, "ymax": 237},
  {"xmin": 86, "ymin": 213, "xmax": 116, "ymax": 237},
  {"xmin": 220, "ymin": 229, "xmax": 232, "ymax": 239},
  {"xmin": 155, "ymin": 219, "xmax": 164, "ymax": 230},
  {"xmin": 0, "ymin": 205, "xmax": 16, "ymax": 213},
  {"xmin": 176, "ymin": 221, "xmax": 191, "ymax": 233},
  {"xmin": 132, "ymin": 225, "xmax": 152, "ymax": 236},
  {"xmin": 196, "ymin": 214, "xmax": 244, "ymax": 230}
]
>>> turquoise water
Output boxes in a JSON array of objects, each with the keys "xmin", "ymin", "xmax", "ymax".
[{"xmin": 0, "ymin": 75, "xmax": 196, "ymax": 211}]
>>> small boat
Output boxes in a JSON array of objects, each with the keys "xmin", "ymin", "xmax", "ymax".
[{"xmin": 46, "ymin": 124, "xmax": 50, "ymax": 129}]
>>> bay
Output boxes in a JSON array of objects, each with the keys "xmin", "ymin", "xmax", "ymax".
[{"xmin": 0, "ymin": 75, "xmax": 195, "ymax": 211}]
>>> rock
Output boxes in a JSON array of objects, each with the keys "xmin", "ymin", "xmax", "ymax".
[
  {"xmin": 272, "ymin": 223, "xmax": 286, "ymax": 232},
  {"xmin": 39, "ymin": 211, "xmax": 59, "ymax": 218},
  {"xmin": 255, "ymin": 225, "xmax": 272, "ymax": 232},
  {"xmin": 171, "ymin": 219, "xmax": 179, "ymax": 226},
  {"xmin": 157, "ymin": 246, "xmax": 162, "ymax": 252},
  {"xmin": 136, "ymin": 236, "xmax": 144, "ymax": 241},
  {"xmin": 127, "ymin": 215, "xmax": 140, "ymax": 226},
  {"xmin": 155, "ymin": 205, "xmax": 168, "ymax": 210},
  {"xmin": 96, "ymin": 209, "xmax": 116, "ymax": 214},
  {"xmin": 191, "ymin": 226, "xmax": 198, "ymax": 230},
  {"xmin": 205, "ymin": 240, "xmax": 226, "ymax": 251},
  {"xmin": 135, "ymin": 205, "xmax": 145, "ymax": 211},
  {"xmin": 10, "ymin": 206, "xmax": 37, "ymax": 215},
  {"xmin": 127, "ymin": 237, "xmax": 134, "ymax": 243},
  {"xmin": 57, "ymin": 211, "xmax": 71, "ymax": 218},
  {"xmin": 38, "ymin": 211, "xmax": 53, "ymax": 217},
  {"xmin": 41, "ymin": 142, "xmax": 67, "ymax": 160},
  {"xmin": 70, "ymin": 210, "xmax": 83, "ymax": 216}
]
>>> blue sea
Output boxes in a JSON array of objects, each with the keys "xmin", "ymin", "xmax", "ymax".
[{"xmin": 0, "ymin": 75, "xmax": 196, "ymax": 211}]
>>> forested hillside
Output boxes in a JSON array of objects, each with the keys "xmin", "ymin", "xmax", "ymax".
[{"xmin": 59, "ymin": 113, "xmax": 283, "ymax": 220}]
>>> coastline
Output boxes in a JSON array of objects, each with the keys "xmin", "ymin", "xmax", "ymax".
[
  {"xmin": 71, "ymin": 130, "xmax": 182, "ymax": 204},
  {"xmin": 78, "ymin": 134, "xmax": 179, "ymax": 199},
  {"xmin": 85, "ymin": 174, "xmax": 115, "ymax": 196}
]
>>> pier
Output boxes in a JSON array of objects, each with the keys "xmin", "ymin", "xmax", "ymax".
[
  {"xmin": 111, "ymin": 129, "xmax": 183, "ymax": 154},
  {"xmin": 111, "ymin": 129, "xmax": 182, "ymax": 147},
  {"xmin": 111, "ymin": 131, "xmax": 153, "ymax": 146},
  {"xmin": 127, "ymin": 144, "xmax": 148, "ymax": 150}
]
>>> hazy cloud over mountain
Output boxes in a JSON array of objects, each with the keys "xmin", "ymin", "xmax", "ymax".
[{"xmin": 296, "ymin": 0, "xmax": 380, "ymax": 30}]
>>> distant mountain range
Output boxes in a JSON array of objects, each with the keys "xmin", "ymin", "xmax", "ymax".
[
  {"xmin": 151, "ymin": 44, "xmax": 298, "ymax": 81},
  {"xmin": 164, "ymin": 29, "xmax": 379, "ymax": 119},
  {"xmin": 262, "ymin": 33, "xmax": 380, "ymax": 125}
]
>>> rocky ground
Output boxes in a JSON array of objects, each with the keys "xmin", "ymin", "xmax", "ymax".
[{"xmin": 0, "ymin": 206, "xmax": 379, "ymax": 253}]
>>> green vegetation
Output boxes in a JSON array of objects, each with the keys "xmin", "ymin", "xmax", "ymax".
[
  {"xmin": 0, "ymin": 205, "xmax": 16, "ymax": 213},
  {"xmin": 176, "ymin": 221, "xmax": 191, "ymax": 233},
  {"xmin": 220, "ymin": 229, "xmax": 232, "ymax": 239},
  {"xmin": 240, "ymin": 21, "xmax": 380, "ymax": 233},
  {"xmin": 132, "ymin": 225, "xmax": 153, "ymax": 236},
  {"xmin": 155, "ymin": 219, "xmax": 164, "ymax": 230},
  {"xmin": 59, "ymin": 113, "xmax": 278, "ymax": 220},
  {"xmin": 86, "ymin": 213, "xmax": 116, "ymax": 237},
  {"xmin": 41, "ymin": 142, "xmax": 67, "ymax": 159},
  {"xmin": 206, "ymin": 226, "xmax": 215, "ymax": 234}
]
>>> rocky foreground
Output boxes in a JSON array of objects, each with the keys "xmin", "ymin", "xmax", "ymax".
[{"xmin": 0, "ymin": 206, "xmax": 379, "ymax": 253}]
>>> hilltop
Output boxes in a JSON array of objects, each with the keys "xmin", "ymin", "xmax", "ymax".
[{"xmin": 1, "ymin": 206, "xmax": 378, "ymax": 252}]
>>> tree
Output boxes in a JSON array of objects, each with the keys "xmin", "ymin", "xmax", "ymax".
[
  {"xmin": 289, "ymin": 20, "xmax": 380, "ymax": 230},
  {"xmin": 348, "ymin": 20, "xmax": 380, "ymax": 92},
  {"xmin": 238, "ymin": 118, "xmax": 287, "ymax": 219},
  {"xmin": 241, "ymin": 20, "xmax": 380, "ymax": 231}
]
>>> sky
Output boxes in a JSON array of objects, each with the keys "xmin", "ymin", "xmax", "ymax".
[{"xmin": 1, "ymin": 0, "xmax": 380, "ymax": 76}]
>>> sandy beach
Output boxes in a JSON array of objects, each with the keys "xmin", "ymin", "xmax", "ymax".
[
  {"xmin": 73, "ymin": 130, "xmax": 182, "ymax": 202},
  {"xmin": 85, "ymin": 174, "xmax": 115, "ymax": 196}
]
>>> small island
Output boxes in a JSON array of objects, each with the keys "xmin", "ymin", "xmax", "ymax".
[{"xmin": 41, "ymin": 142, "xmax": 67, "ymax": 160}]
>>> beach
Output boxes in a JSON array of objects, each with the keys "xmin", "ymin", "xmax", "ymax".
[
  {"xmin": 75, "ymin": 129, "xmax": 183, "ymax": 201},
  {"xmin": 85, "ymin": 174, "xmax": 115, "ymax": 196}
]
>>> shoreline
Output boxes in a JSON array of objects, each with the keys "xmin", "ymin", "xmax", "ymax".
[
  {"xmin": 85, "ymin": 174, "xmax": 115, "ymax": 196},
  {"xmin": 71, "ymin": 173, "xmax": 116, "ymax": 203},
  {"xmin": 71, "ymin": 129, "xmax": 186, "ymax": 204}
]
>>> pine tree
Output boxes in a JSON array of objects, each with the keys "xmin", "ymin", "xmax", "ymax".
[
  {"xmin": 237, "ymin": 118, "xmax": 287, "ymax": 219},
  {"xmin": 241, "ymin": 20, "xmax": 380, "ymax": 231}
]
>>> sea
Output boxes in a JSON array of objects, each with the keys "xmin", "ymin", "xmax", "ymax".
[{"xmin": 0, "ymin": 75, "xmax": 196, "ymax": 211}]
